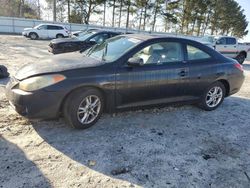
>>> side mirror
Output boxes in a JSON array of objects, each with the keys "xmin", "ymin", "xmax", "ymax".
[
  {"xmin": 88, "ymin": 40, "xmax": 97, "ymax": 45},
  {"xmin": 127, "ymin": 57, "xmax": 143, "ymax": 66}
]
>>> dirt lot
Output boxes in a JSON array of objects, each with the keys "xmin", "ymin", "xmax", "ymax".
[{"xmin": 0, "ymin": 35, "xmax": 250, "ymax": 188}]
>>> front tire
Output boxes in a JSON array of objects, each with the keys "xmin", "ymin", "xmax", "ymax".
[
  {"xmin": 199, "ymin": 82, "xmax": 225, "ymax": 111},
  {"xmin": 29, "ymin": 32, "xmax": 38, "ymax": 40},
  {"xmin": 63, "ymin": 88, "xmax": 104, "ymax": 129}
]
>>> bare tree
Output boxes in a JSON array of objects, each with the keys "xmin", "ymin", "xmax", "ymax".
[{"xmin": 53, "ymin": 0, "xmax": 56, "ymax": 21}]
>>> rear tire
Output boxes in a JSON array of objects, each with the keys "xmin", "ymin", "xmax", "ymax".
[
  {"xmin": 29, "ymin": 32, "xmax": 38, "ymax": 40},
  {"xmin": 199, "ymin": 82, "xmax": 226, "ymax": 111},
  {"xmin": 63, "ymin": 88, "xmax": 104, "ymax": 129},
  {"xmin": 56, "ymin": 34, "xmax": 64, "ymax": 38},
  {"xmin": 236, "ymin": 53, "xmax": 246, "ymax": 64}
]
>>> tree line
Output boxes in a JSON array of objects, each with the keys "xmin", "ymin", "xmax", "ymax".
[
  {"xmin": 46, "ymin": 0, "xmax": 249, "ymax": 38},
  {"xmin": 0, "ymin": 0, "xmax": 248, "ymax": 38},
  {"xmin": 0, "ymin": 0, "xmax": 41, "ymax": 19}
]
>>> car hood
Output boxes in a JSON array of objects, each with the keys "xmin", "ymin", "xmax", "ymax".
[
  {"xmin": 15, "ymin": 52, "xmax": 103, "ymax": 80},
  {"xmin": 51, "ymin": 37, "xmax": 81, "ymax": 44},
  {"xmin": 23, "ymin": 28, "xmax": 33, "ymax": 31}
]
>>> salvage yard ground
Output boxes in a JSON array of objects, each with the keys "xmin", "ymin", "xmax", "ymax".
[{"xmin": 0, "ymin": 35, "xmax": 250, "ymax": 188}]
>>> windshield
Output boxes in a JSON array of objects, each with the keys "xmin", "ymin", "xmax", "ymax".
[
  {"xmin": 77, "ymin": 31, "xmax": 97, "ymax": 41},
  {"xmin": 201, "ymin": 36, "xmax": 215, "ymax": 43},
  {"xmin": 84, "ymin": 36, "xmax": 142, "ymax": 62},
  {"xmin": 34, "ymin": 24, "xmax": 43, "ymax": 29}
]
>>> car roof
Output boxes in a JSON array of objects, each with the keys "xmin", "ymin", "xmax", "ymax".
[
  {"xmin": 40, "ymin": 23, "xmax": 64, "ymax": 27},
  {"xmin": 93, "ymin": 30, "xmax": 121, "ymax": 34},
  {"xmin": 122, "ymin": 34, "xmax": 198, "ymax": 42}
]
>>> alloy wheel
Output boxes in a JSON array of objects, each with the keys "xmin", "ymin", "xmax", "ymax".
[
  {"xmin": 77, "ymin": 95, "xmax": 101, "ymax": 124},
  {"xmin": 30, "ymin": 34, "xmax": 37, "ymax": 39},
  {"xmin": 206, "ymin": 86, "xmax": 223, "ymax": 108}
]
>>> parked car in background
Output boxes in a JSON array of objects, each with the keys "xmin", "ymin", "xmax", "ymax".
[
  {"xmin": 71, "ymin": 29, "xmax": 97, "ymax": 37},
  {"xmin": 6, "ymin": 35, "xmax": 244, "ymax": 129},
  {"xmin": 22, "ymin": 24, "xmax": 69, "ymax": 40},
  {"xmin": 48, "ymin": 29, "xmax": 121, "ymax": 54},
  {"xmin": 202, "ymin": 36, "xmax": 250, "ymax": 64},
  {"xmin": 0, "ymin": 65, "xmax": 9, "ymax": 78}
]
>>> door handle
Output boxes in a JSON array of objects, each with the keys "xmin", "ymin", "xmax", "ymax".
[{"xmin": 178, "ymin": 70, "xmax": 188, "ymax": 77}]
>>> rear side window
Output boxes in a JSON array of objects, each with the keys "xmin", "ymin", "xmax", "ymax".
[
  {"xmin": 187, "ymin": 45, "xmax": 211, "ymax": 60},
  {"xmin": 226, "ymin": 38, "xmax": 236, "ymax": 45},
  {"xmin": 48, "ymin": 25, "xmax": 63, "ymax": 30}
]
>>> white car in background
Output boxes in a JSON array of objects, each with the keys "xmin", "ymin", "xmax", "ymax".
[
  {"xmin": 201, "ymin": 36, "xmax": 250, "ymax": 64},
  {"xmin": 22, "ymin": 24, "xmax": 69, "ymax": 40}
]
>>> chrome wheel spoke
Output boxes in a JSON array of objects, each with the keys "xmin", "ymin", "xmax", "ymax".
[
  {"xmin": 206, "ymin": 86, "xmax": 223, "ymax": 108},
  {"xmin": 207, "ymin": 91, "xmax": 213, "ymax": 97},
  {"xmin": 206, "ymin": 97, "xmax": 213, "ymax": 105},
  {"xmin": 89, "ymin": 108, "xmax": 97, "ymax": 116},
  {"xmin": 77, "ymin": 95, "xmax": 101, "ymax": 125},
  {"xmin": 80, "ymin": 113, "xmax": 89, "ymax": 123},
  {"xmin": 78, "ymin": 107, "xmax": 86, "ymax": 114},
  {"xmin": 86, "ymin": 97, "xmax": 91, "ymax": 106},
  {"xmin": 91, "ymin": 99, "xmax": 100, "ymax": 108}
]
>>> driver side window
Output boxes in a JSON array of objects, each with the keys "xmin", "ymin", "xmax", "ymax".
[{"xmin": 132, "ymin": 42, "xmax": 183, "ymax": 65}]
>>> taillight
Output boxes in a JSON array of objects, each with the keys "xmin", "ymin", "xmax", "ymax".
[
  {"xmin": 234, "ymin": 63, "xmax": 244, "ymax": 71},
  {"xmin": 65, "ymin": 28, "xmax": 69, "ymax": 34}
]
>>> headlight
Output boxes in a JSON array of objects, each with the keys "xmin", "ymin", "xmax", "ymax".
[{"xmin": 19, "ymin": 74, "xmax": 66, "ymax": 91}]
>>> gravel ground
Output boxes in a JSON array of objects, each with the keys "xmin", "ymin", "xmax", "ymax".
[{"xmin": 0, "ymin": 35, "xmax": 250, "ymax": 188}]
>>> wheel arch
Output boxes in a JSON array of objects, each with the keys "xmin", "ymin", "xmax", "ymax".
[
  {"xmin": 29, "ymin": 32, "xmax": 38, "ymax": 37},
  {"xmin": 59, "ymin": 85, "xmax": 108, "ymax": 114},
  {"xmin": 217, "ymin": 79, "xmax": 230, "ymax": 97}
]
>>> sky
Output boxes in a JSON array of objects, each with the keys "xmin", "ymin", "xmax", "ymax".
[
  {"xmin": 235, "ymin": 0, "xmax": 250, "ymax": 42},
  {"xmin": 40, "ymin": 0, "xmax": 250, "ymax": 42}
]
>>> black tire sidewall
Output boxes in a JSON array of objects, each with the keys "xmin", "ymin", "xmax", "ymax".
[
  {"xmin": 64, "ymin": 88, "xmax": 104, "ymax": 129},
  {"xmin": 200, "ymin": 82, "xmax": 226, "ymax": 111}
]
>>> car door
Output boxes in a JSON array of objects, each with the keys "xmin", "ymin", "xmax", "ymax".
[
  {"xmin": 115, "ymin": 40, "xmax": 190, "ymax": 109},
  {"xmin": 37, "ymin": 25, "xmax": 48, "ymax": 38},
  {"xmin": 47, "ymin": 25, "xmax": 59, "ymax": 38},
  {"xmin": 184, "ymin": 43, "xmax": 219, "ymax": 97},
  {"xmin": 215, "ymin": 37, "xmax": 238, "ymax": 58}
]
